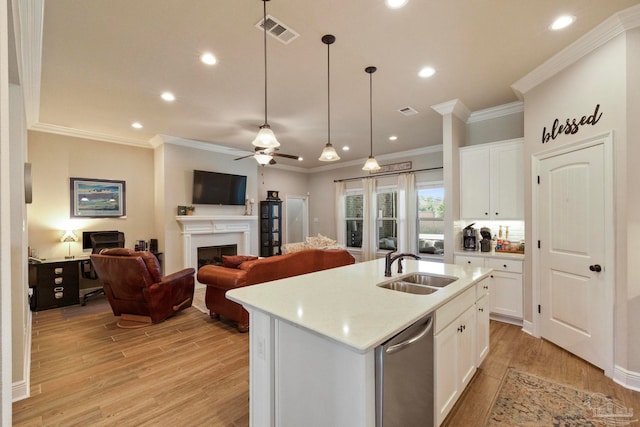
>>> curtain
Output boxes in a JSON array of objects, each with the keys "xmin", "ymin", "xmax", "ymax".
[
  {"xmin": 335, "ymin": 181, "xmax": 346, "ymax": 246},
  {"xmin": 397, "ymin": 173, "xmax": 417, "ymax": 254},
  {"xmin": 362, "ymin": 177, "xmax": 377, "ymax": 261}
]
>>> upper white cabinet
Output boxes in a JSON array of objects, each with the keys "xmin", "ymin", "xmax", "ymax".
[{"xmin": 460, "ymin": 138, "xmax": 524, "ymax": 220}]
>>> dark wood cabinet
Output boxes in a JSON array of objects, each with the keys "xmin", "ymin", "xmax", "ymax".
[
  {"xmin": 29, "ymin": 259, "xmax": 81, "ymax": 311},
  {"xmin": 260, "ymin": 200, "xmax": 282, "ymax": 257}
]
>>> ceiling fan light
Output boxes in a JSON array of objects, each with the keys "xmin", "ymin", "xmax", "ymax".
[
  {"xmin": 254, "ymin": 153, "xmax": 274, "ymax": 165},
  {"xmin": 252, "ymin": 125, "xmax": 281, "ymax": 148},
  {"xmin": 362, "ymin": 156, "xmax": 381, "ymax": 171},
  {"xmin": 318, "ymin": 143, "xmax": 340, "ymax": 161}
]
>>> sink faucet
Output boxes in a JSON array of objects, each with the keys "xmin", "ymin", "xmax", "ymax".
[{"xmin": 384, "ymin": 250, "xmax": 422, "ymax": 277}]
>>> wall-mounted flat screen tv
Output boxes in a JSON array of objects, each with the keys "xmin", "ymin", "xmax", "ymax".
[{"xmin": 192, "ymin": 170, "xmax": 247, "ymax": 205}]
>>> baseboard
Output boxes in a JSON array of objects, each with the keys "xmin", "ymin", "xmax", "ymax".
[
  {"xmin": 489, "ymin": 313, "xmax": 523, "ymax": 327},
  {"xmin": 521, "ymin": 320, "xmax": 534, "ymax": 336},
  {"xmin": 12, "ymin": 309, "xmax": 32, "ymax": 402},
  {"xmin": 613, "ymin": 365, "xmax": 640, "ymax": 392}
]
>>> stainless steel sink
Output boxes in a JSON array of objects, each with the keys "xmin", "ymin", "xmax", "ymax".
[
  {"xmin": 378, "ymin": 273, "xmax": 458, "ymax": 295},
  {"xmin": 399, "ymin": 273, "xmax": 457, "ymax": 288},
  {"xmin": 378, "ymin": 281, "xmax": 440, "ymax": 295}
]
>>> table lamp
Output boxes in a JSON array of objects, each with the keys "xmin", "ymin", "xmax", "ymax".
[{"xmin": 61, "ymin": 230, "xmax": 78, "ymax": 259}]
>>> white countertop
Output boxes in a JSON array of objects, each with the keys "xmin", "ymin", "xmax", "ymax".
[{"xmin": 227, "ymin": 258, "xmax": 492, "ymax": 353}]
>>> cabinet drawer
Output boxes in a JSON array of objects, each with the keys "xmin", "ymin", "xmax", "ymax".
[
  {"xmin": 486, "ymin": 258, "xmax": 522, "ymax": 274},
  {"xmin": 454, "ymin": 255, "xmax": 485, "ymax": 267},
  {"xmin": 435, "ymin": 287, "xmax": 475, "ymax": 334}
]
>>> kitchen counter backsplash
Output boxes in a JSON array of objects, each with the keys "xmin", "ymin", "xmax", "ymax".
[{"xmin": 454, "ymin": 220, "xmax": 524, "ymax": 252}]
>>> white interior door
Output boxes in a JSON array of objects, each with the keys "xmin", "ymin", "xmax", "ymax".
[{"xmin": 538, "ymin": 140, "xmax": 612, "ymax": 372}]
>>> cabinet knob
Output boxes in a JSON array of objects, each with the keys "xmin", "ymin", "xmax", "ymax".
[
  {"xmin": 467, "ymin": 261, "xmax": 471, "ymax": 264},
  {"xmin": 484, "ymin": 212, "xmax": 488, "ymax": 216},
  {"xmin": 589, "ymin": 264, "xmax": 602, "ymax": 272},
  {"xmin": 483, "ymin": 285, "xmax": 489, "ymax": 290},
  {"xmin": 490, "ymin": 275, "xmax": 494, "ymax": 278},
  {"xmin": 503, "ymin": 264, "xmax": 507, "ymax": 268},
  {"xmin": 495, "ymin": 212, "xmax": 499, "ymax": 216},
  {"xmin": 478, "ymin": 308, "xmax": 484, "ymax": 312}
]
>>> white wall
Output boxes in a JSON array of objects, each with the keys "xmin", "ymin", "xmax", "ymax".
[{"xmin": 522, "ymin": 30, "xmax": 639, "ymax": 374}]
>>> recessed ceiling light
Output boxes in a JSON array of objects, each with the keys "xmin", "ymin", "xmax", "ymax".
[
  {"xmin": 389, "ymin": 136, "xmax": 398, "ymax": 141},
  {"xmin": 200, "ymin": 52, "xmax": 217, "ymax": 65},
  {"xmin": 342, "ymin": 146, "xmax": 350, "ymax": 151},
  {"xmin": 418, "ymin": 66, "xmax": 436, "ymax": 78},
  {"xmin": 550, "ymin": 15, "xmax": 575, "ymax": 31},
  {"xmin": 131, "ymin": 122, "xmax": 143, "ymax": 129},
  {"xmin": 386, "ymin": 0, "xmax": 408, "ymax": 9},
  {"xmin": 161, "ymin": 92, "xmax": 175, "ymax": 102}
]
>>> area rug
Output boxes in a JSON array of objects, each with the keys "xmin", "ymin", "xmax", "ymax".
[
  {"xmin": 191, "ymin": 286, "xmax": 207, "ymax": 314},
  {"xmin": 487, "ymin": 368, "xmax": 637, "ymax": 426}
]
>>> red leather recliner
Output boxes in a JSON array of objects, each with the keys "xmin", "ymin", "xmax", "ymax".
[{"xmin": 90, "ymin": 248, "xmax": 195, "ymax": 328}]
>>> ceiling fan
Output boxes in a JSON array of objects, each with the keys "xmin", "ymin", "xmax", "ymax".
[{"xmin": 234, "ymin": 147, "xmax": 302, "ymax": 165}]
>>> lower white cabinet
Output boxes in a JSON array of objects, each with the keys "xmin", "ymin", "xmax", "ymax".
[
  {"xmin": 435, "ymin": 286, "xmax": 483, "ymax": 426},
  {"xmin": 455, "ymin": 254, "xmax": 523, "ymax": 323},
  {"xmin": 476, "ymin": 294, "xmax": 490, "ymax": 366}
]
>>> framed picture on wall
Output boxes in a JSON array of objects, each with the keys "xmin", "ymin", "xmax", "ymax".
[{"xmin": 70, "ymin": 177, "xmax": 126, "ymax": 218}]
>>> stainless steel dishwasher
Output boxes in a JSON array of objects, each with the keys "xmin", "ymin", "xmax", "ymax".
[{"xmin": 375, "ymin": 313, "xmax": 434, "ymax": 427}]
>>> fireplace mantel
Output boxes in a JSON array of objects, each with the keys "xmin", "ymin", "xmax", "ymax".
[{"xmin": 176, "ymin": 215, "xmax": 258, "ymax": 275}]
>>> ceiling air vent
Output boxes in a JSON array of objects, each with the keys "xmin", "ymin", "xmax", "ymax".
[
  {"xmin": 256, "ymin": 15, "xmax": 299, "ymax": 44},
  {"xmin": 398, "ymin": 106, "xmax": 419, "ymax": 116}
]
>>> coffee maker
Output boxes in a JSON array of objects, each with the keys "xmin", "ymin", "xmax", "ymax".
[{"xmin": 462, "ymin": 223, "xmax": 478, "ymax": 251}]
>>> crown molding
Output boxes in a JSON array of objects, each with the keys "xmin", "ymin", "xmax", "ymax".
[
  {"xmin": 467, "ymin": 101, "xmax": 523, "ymax": 124},
  {"xmin": 512, "ymin": 4, "xmax": 640, "ymax": 98},
  {"xmin": 12, "ymin": 0, "xmax": 44, "ymax": 127},
  {"xmin": 30, "ymin": 122, "xmax": 152, "ymax": 148},
  {"xmin": 431, "ymin": 99, "xmax": 471, "ymax": 122}
]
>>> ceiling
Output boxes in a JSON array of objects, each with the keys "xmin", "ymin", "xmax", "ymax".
[{"xmin": 36, "ymin": 0, "xmax": 640, "ymax": 169}]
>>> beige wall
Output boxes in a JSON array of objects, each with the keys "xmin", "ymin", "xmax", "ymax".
[
  {"xmin": 466, "ymin": 112, "xmax": 524, "ymax": 146},
  {"xmin": 27, "ymin": 132, "xmax": 155, "ymax": 260},
  {"xmin": 156, "ymin": 142, "xmax": 259, "ymax": 274},
  {"xmin": 522, "ymin": 31, "xmax": 639, "ymax": 373}
]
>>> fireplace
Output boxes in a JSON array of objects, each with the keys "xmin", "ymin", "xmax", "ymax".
[{"xmin": 198, "ymin": 244, "xmax": 237, "ymax": 269}]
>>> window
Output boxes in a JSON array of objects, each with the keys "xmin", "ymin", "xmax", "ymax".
[
  {"xmin": 417, "ymin": 186, "xmax": 444, "ymax": 255},
  {"xmin": 345, "ymin": 192, "xmax": 363, "ymax": 248},
  {"xmin": 377, "ymin": 190, "xmax": 397, "ymax": 251}
]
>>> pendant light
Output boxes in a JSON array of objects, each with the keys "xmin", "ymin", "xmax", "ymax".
[
  {"xmin": 318, "ymin": 34, "xmax": 340, "ymax": 162},
  {"xmin": 252, "ymin": 0, "xmax": 280, "ymax": 150},
  {"xmin": 362, "ymin": 66, "xmax": 381, "ymax": 171}
]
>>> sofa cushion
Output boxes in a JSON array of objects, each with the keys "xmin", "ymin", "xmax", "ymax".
[{"xmin": 222, "ymin": 255, "xmax": 258, "ymax": 269}]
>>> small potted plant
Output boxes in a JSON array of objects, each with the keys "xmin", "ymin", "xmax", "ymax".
[{"xmin": 185, "ymin": 206, "xmax": 195, "ymax": 215}]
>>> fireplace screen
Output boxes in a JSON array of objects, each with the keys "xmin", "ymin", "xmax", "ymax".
[{"xmin": 197, "ymin": 244, "xmax": 237, "ymax": 269}]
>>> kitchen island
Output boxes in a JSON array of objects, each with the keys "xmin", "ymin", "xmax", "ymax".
[{"xmin": 227, "ymin": 258, "xmax": 492, "ymax": 427}]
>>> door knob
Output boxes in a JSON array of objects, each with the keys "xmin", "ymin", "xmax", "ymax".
[{"xmin": 589, "ymin": 264, "xmax": 602, "ymax": 272}]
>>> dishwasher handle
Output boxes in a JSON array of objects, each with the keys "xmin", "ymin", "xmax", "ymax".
[{"xmin": 385, "ymin": 316, "xmax": 433, "ymax": 355}]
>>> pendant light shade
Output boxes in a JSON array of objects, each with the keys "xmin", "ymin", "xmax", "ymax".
[
  {"xmin": 253, "ymin": 0, "xmax": 280, "ymax": 150},
  {"xmin": 318, "ymin": 34, "xmax": 340, "ymax": 162},
  {"xmin": 254, "ymin": 152, "xmax": 274, "ymax": 165},
  {"xmin": 362, "ymin": 66, "xmax": 381, "ymax": 171}
]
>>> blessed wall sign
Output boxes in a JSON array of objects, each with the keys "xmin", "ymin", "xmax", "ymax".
[{"xmin": 541, "ymin": 104, "xmax": 603, "ymax": 144}]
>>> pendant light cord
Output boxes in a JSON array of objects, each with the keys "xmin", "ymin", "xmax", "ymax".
[
  {"xmin": 327, "ymin": 41, "xmax": 331, "ymax": 145},
  {"xmin": 263, "ymin": 0, "xmax": 268, "ymax": 125},
  {"xmin": 369, "ymin": 71, "xmax": 373, "ymax": 156}
]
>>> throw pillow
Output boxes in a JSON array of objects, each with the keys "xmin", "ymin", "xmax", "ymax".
[
  {"xmin": 222, "ymin": 255, "xmax": 258, "ymax": 269},
  {"xmin": 305, "ymin": 233, "xmax": 337, "ymax": 248}
]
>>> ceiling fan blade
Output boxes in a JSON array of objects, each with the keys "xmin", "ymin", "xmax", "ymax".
[
  {"xmin": 272, "ymin": 152, "xmax": 301, "ymax": 160},
  {"xmin": 234, "ymin": 154, "xmax": 254, "ymax": 161}
]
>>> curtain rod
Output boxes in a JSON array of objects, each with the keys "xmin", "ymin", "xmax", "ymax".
[{"xmin": 333, "ymin": 167, "xmax": 443, "ymax": 183}]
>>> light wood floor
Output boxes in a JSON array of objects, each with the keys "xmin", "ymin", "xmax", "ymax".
[{"xmin": 13, "ymin": 298, "xmax": 640, "ymax": 426}]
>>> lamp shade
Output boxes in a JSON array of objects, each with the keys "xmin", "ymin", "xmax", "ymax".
[
  {"xmin": 362, "ymin": 156, "xmax": 381, "ymax": 171},
  {"xmin": 252, "ymin": 125, "xmax": 280, "ymax": 149},
  {"xmin": 60, "ymin": 230, "xmax": 78, "ymax": 243},
  {"xmin": 318, "ymin": 143, "xmax": 340, "ymax": 162},
  {"xmin": 254, "ymin": 153, "xmax": 274, "ymax": 165}
]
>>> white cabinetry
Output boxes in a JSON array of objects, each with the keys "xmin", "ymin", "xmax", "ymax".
[
  {"xmin": 455, "ymin": 254, "xmax": 523, "ymax": 324},
  {"xmin": 460, "ymin": 139, "xmax": 524, "ymax": 220},
  {"xmin": 434, "ymin": 283, "xmax": 489, "ymax": 426},
  {"xmin": 476, "ymin": 279, "xmax": 490, "ymax": 366}
]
